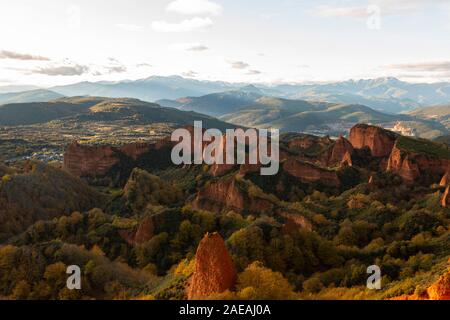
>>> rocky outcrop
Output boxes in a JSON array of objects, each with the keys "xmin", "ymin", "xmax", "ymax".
[
  {"xmin": 349, "ymin": 124, "xmax": 397, "ymax": 157},
  {"xmin": 63, "ymin": 141, "xmax": 121, "ymax": 177},
  {"xmin": 192, "ymin": 178, "xmax": 245, "ymax": 213},
  {"xmin": 210, "ymin": 163, "xmax": 236, "ymax": 177},
  {"xmin": 118, "ymin": 216, "xmax": 154, "ymax": 246},
  {"xmin": 340, "ymin": 151, "xmax": 353, "ymax": 167},
  {"xmin": 278, "ymin": 210, "xmax": 313, "ymax": 234},
  {"xmin": 63, "ymin": 140, "xmax": 172, "ymax": 178},
  {"xmin": 287, "ymin": 134, "xmax": 333, "ymax": 151},
  {"xmin": 440, "ymin": 172, "xmax": 450, "ymax": 187},
  {"xmin": 283, "ymin": 158, "xmax": 340, "ymax": 187},
  {"xmin": 192, "ymin": 177, "xmax": 275, "ymax": 214},
  {"xmin": 442, "ymin": 186, "xmax": 450, "ymax": 207},
  {"xmin": 187, "ymin": 233, "xmax": 237, "ymax": 299},
  {"xmin": 391, "ymin": 269, "xmax": 450, "ymax": 300},
  {"xmin": 119, "ymin": 142, "xmax": 152, "ymax": 160},
  {"xmin": 386, "ymin": 145, "xmax": 420, "ymax": 183},
  {"xmin": 387, "ymin": 142, "xmax": 450, "ymax": 184},
  {"xmin": 427, "ymin": 271, "xmax": 450, "ymax": 300},
  {"xmin": 328, "ymin": 136, "xmax": 354, "ymax": 167}
]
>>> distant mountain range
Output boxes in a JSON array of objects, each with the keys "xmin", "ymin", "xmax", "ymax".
[
  {"xmin": 1, "ymin": 76, "xmax": 450, "ymax": 114},
  {"xmin": 49, "ymin": 76, "xmax": 240, "ymax": 102},
  {"xmin": 1, "ymin": 92, "xmax": 446, "ymax": 139},
  {"xmin": 0, "ymin": 85, "xmax": 40, "ymax": 94},
  {"xmin": 159, "ymin": 90, "xmax": 449, "ymax": 138},
  {"xmin": 1, "ymin": 76, "xmax": 450, "ymax": 139},
  {"xmin": 0, "ymin": 89, "xmax": 63, "ymax": 105},
  {"xmin": 48, "ymin": 76, "xmax": 450, "ymax": 114}
]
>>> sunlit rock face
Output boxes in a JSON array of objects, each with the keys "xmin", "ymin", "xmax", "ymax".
[
  {"xmin": 187, "ymin": 233, "xmax": 237, "ymax": 300},
  {"xmin": 349, "ymin": 124, "xmax": 397, "ymax": 158}
]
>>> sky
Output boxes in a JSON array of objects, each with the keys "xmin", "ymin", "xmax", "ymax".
[{"xmin": 1, "ymin": 0, "xmax": 450, "ymax": 87}]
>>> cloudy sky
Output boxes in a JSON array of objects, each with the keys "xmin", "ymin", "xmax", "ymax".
[{"xmin": 1, "ymin": 0, "xmax": 450, "ymax": 86}]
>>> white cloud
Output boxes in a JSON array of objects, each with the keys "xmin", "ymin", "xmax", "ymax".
[
  {"xmin": 116, "ymin": 24, "xmax": 144, "ymax": 32},
  {"xmin": 152, "ymin": 17, "xmax": 213, "ymax": 32},
  {"xmin": 182, "ymin": 70, "xmax": 198, "ymax": 77},
  {"xmin": 136, "ymin": 63, "xmax": 152, "ymax": 68},
  {"xmin": 166, "ymin": 0, "xmax": 223, "ymax": 16},
  {"xmin": 246, "ymin": 70, "xmax": 262, "ymax": 75},
  {"xmin": 30, "ymin": 64, "xmax": 89, "ymax": 76},
  {"xmin": 0, "ymin": 50, "xmax": 50, "ymax": 61},
  {"xmin": 188, "ymin": 45, "xmax": 209, "ymax": 52},
  {"xmin": 386, "ymin": 61, "xmax": 450, "ymax": 72},
  {"xmin": 228, "ymin": 60, "xmax": 250, "ymax": 69},
  {"xmin": 170, "ymin": 42, "xmax": 209, "ymax": 52}
]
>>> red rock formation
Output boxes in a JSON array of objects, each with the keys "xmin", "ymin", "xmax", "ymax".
[
  {"xmin": 340, "ymin": 151, "xmax": 353, "ymax": 167},
  {"xmin": 192, "ymin": 175, "xmax": 276, "ymax": 215},
  {"xmin": 207, "ymin": 135, "xmax": 236, "ymax": 177},
  {"xmin": 386, "ymin": 146, "xmax": 420, "ymax": 183},
  {"xmin": 283, "ymin": 158, "xmax": 340, "ymax": 187},
  {"xmin": 63, "ymin": 141, "xmax": 121, "ymax": 177},
  {"xmin": 391, "ymin": 270, "xmax": 450, "ymax": 300},
  {"xmin": 118, "ymin": 217, "xmax": 154, "ymax": 246},
  {"xmin": 210, "ymin": 163, "xmax": 236, "ymax": 177},
  {"xmin": 287, "ymin": 135, "xmax": 333, "ymax": 151},
  {"xmin": 278, "ymin": 211, "xmax": 312, "ymax": 234},
  {"xmin": 440, "ymin": 172, "xmax": 450, "ymax": 187},
  {"xmin": 63, "ymin": 140, "xmax": 166, "ymax": 178},
  {"xmin": 328, "ymin": 136, "xmax": 354, "ymax": 167},
  {"xmin": 442, "ymin": 186, "xmax": 450, "ymax": 207},
  {"xmin": 349, "ymin": 124, "xmax": 397, "ymax": 157},
  {"xmin": 119, "ymin": 142, "xmax": 152, "ymax": 160},
  {"xmin": 427, "ymin": 271, "xmax": 450, "ymax": 300},
  {"xmin": 387, "ymin": 143, "xmax": 450, "ymax": 184},
  {"xmin": 188, "ymin": 233, "xmax": 237, "ymax": 299},
  {"xmin": 192, "ymin": 178, "xmax": 245, "ymax": 213}
]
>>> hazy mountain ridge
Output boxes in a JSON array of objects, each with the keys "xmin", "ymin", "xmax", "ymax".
[
  {"xmin": 159, "ymin": 90, "xmax": 447, "ymax": 138},
  {"xmin": 3, "ymin": 76, "xmax": 450, "ymax": 114},
  {"xmin": 50, "ymin": 75, "xmax": 242, "ymax": 102},
  {"xmin": 0, "ymin": 89, "xmax": 64, "ymax": 105}
]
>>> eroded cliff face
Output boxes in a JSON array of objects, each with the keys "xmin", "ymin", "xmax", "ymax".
[
  {"xmin": 427, "ymin": 271, "xmax": 450, "ymax": 300},
  {"xmin": 387, "ymin": 143, "xmax": 450, "ymax": 184},
  {"xmin": 327, "ymin": 136, "xmax": 354, "ymax": 167},
  {"xmin": 391, "ymin": 269, "xmax": 450, "ymax": 300},
  {"xmin": 63, "ymin": 140, "xmax": 172, "ymax": 179},
  {"xmin": 386, "ymin": 145, "xmax": 420, "ymax": 183},
  {"xmin": 119, "ymin": 142, "xmax": 152, "ymax": 160},
  {"xmin": 192, "ymin": 178, "xmax": 245, "ymax": 213},
  {"xmin": 283, "ymin": 158, "xmax": 340, "ymax": 187},
  {"xmin": 63, "ymin": 141, "xmax": 121, "ymax": 177},
  {"xmin": 349, "ymin": 124, "xmax": 397, "ymax": 157},
  {"xmin": 287, "ymin": 135, "xmax": 333, "ymax": 151},
  {"xmin": 441, "ymin": 186, "xmax": 450, "ymax": 207},
  {"xmin": 191, "ymin": 176, "xmax": 275, "ymax": 215},
  {"xmin": 118, "ymin": 216, "xmax": 154, "ymax": 246},
  {"xmin": 187, "ymin": 233, "xmax": 237, "ymax": 300},
  {"xmin": 278, "ymin": 210, "xmax": 313, "ymax": 234},
  {"xmin": 440, "ymin": 172, "xmax": 450, "ymax": 187}
]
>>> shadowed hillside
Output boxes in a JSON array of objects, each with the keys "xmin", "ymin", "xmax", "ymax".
[
  {"xmin": 0, "ymin": 161, "xmax": 105, "ymax": 240},
  {"xmin": 0, "ymin": 96, "xmax": 234, "ymax": 130}
]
